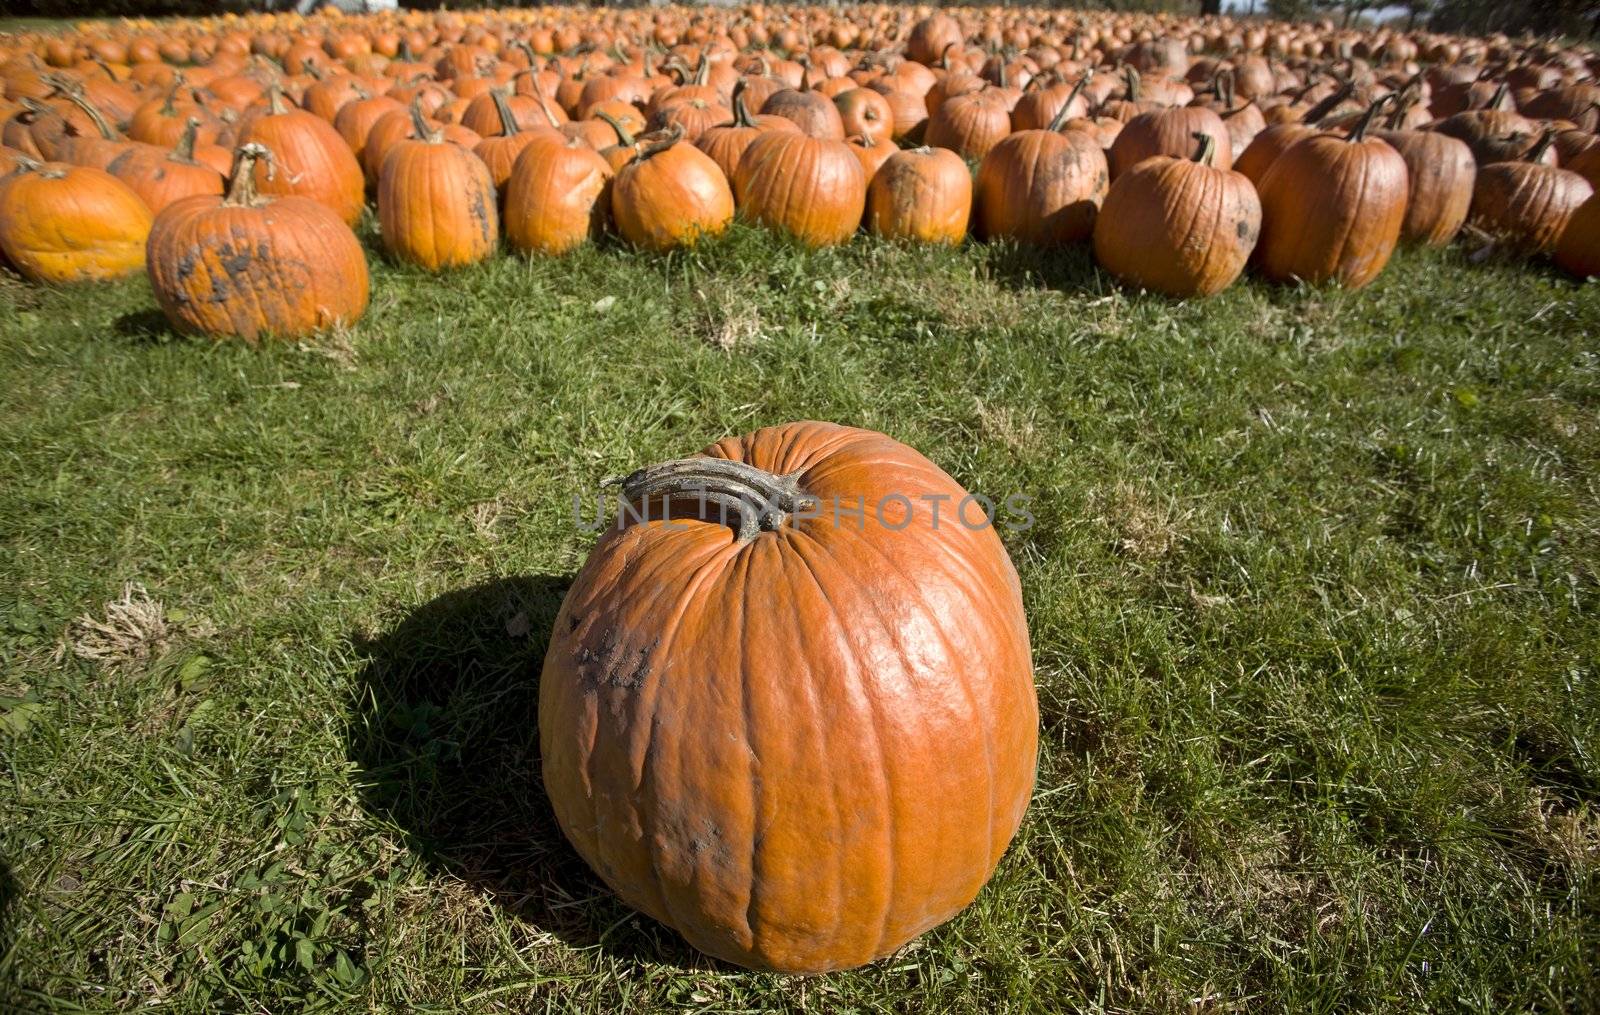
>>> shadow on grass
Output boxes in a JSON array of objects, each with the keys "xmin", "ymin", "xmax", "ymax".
[
  {"xmin": 981, "ymin": 240, "xmax": 1107, "ymax": 296},
  {"xmin": 0, "ymin": 856, "xmax": 22, "ymax": 1010},
  {"xmin": 111, "ymin": 308, "xmax": 178, "ymax": 345},
  {"xmin": 346, "ymin": 575, "xmax": 709, "ymax": 967}
]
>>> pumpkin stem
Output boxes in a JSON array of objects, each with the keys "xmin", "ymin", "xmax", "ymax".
[
  {"xmin": 1047, "ymin": 70, "xmax": 1092, "ymax": 133},
  {"xmin": 531, "ymin": 77, "xmax": 561, "ymax": 129},
  {"xmin": 1191, "ymin": 131, "xmax": 1217, "ymax": 166},
  {"xmin": 490, "ymin": 88, "xmax": 521, "ymax": 137},
  {"xmin": 172, "ymin": 116, "xmax": 201, "ymax": 163},
  {"xmin": 1526, "ymin": 127, "xmax": 1557, "ymax": 164},
  {"xmin": 1124, "ymin": 66, "xmax": 1140, "ymax": 103},
  {"xmin": 62, "ymin": 90, "xmax": 117, "ymax": 140},
  {"xmin": 408, "ymin": 97, "xmax": 442, "ymax": 143},
  {"xmin": 266, "ymin": 83, "xmax": 289, "ymax": 117},
  {"xmin": 693, "ymin": 51, "xmax": 711, "ymax": 87},
  {"xmin": 1485, "ymin": 80, "xmax": 1509, "ymax": 111},
  {"xmin": 611, "ymin": 457, "xmax": 817, "ymax": 543},
  {"xmin": 940, "ymin": 42, "xmax": 958, "ymax": 72},
  {"xmin": 224, "ymin": 142, "xmax": 273, "ymax": 207},
  {"xmin": 1304, "ymin": 81, "xmax": 1354, "ymax": 126},
  {"xmin": 1346, "ymin": 94, "xmax": 1391, "ymax": 143},
  {"xmin": 634, "ymin": 122, "xmax": 684, "ymax": 161},
  {"xmin": 596, "ymin": 109, "xmax": 635, "ymax": 147},
  {"xmin": 159, "ymin": 80, "xmax": 181, "ymax": 115},
  {"xmin": 730, "ymin": 79, "xmax": 755, "ymax": 128}
]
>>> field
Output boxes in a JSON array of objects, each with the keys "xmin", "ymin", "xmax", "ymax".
[{"xmin": 1, "ymin": 225, "xmax": 1597, "ymax": 1012}]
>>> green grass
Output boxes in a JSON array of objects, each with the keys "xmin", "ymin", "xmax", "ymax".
[{"xmin": 2, "ymin": 227, "xmax": 1598, "ymax": 1013}]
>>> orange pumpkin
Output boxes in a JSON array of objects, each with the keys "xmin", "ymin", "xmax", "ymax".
[
  {"xmin": 377, "ymin": 106, "xmax": 498, "ymax": 270},
  {"xmin": 540, "ymin": 421, "xmax": 1037, "ymax": 973},
  {"xmin": 974, "ymin": 102, "xmax": 1109, "ymax": 246},
  {"xmin": 238, "ymin": 85, "xmax": 365, "ymax": 225},
  {"xmin": 696, "ymin": 80, "xmax": 800, "ymax": 182},
  {"xmin": 1254, "ymin": 98, "xmax": 1408, "ymax": 289},
  {"xmin": 106, "ymin": 116, "xmax": 224, "ymax": 214},
  {"xmin": 864, "ymin": 145, "xmax": 971, "ymax": 244},
  {"xmin": 146, "ymin": 143, "xmax": 368, "ymax": 340},
  {"xmin": 734, "ymin": 130, "xmax": 865, "ymax": 247},
  {"xmin": 1093, "ymin": 132, "xmax": 1261, "ymax": 297},
  {"xmin": 0, "ymin": 157, "xmax": 151, "ymax": 282},
  {"xmin": 1469, "ymin": 132, "xmax": 1594, "ymax": 256},
  {"xmin": 1373, "ymin": 127, "xmax": 1476, "ymax": 247},
  {"xmin": 503, "ymin": 132, "xmax": 612, "ymax": 256},
  {"xmin": 611, "ymin": 126, "xmax": 734, "ymax": 251}
]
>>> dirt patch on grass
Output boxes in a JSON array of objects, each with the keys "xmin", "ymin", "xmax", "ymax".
[
  {"xmin": 1096, "ymin": 482, "xmax": 1187, "ymax": 561},
  {"xmin": 59, "ymin": 582, "xmax": 171, "ymax": 667}
]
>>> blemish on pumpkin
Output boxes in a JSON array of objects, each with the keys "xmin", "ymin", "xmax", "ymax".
[{"xmin": 1237, "ymin": 218, "xmax": 1251, "ymax": 239}]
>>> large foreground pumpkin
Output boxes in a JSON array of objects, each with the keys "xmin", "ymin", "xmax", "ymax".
[{"xmin": 540, "ymin": 421, "xmax": 1038, "ymax": 973}]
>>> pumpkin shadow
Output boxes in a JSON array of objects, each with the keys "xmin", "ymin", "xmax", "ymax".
[
  {"xmin": 111, "ymin": 308, "xmax": 179, "ymax": 345},
  {"xmin": 981, "ymin": 239, "xmax": 1107, "ymax": 296},
  {"xmin": 345, "ymin": 575, "xmax": 714, "ymax": 968},
  {"xmin": 0, "ymin": 855, "xmax": 21, "ymax": 1010}
]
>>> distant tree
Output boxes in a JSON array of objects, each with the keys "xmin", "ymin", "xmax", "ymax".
[{"xmin": 1429, "ymin": 0, "xmax": 1600, "ymax": 37}]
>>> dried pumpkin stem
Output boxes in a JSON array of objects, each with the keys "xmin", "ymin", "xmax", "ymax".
[
  {"xmin": 596, "ymin": 109, "xmax": 635, "ymax": 146},
  {"xmin": 1191, "ymin": 130, "xmax": 1217, "ymax": 166},
  {"xmin": 491, "ymin": 88, "xmax": 521, "ymax": 136},
  {"xmin": 1346, "ymin": 94, "xmax": 1391, "ymax": 144},
  {"xmin": 613, "ymin": 457, "xmax": 816, "ymax": 542},
  {"xmin": 409, "ymin": 97, "xmax": 442, "ymax": 143},
  {"xmin": 730, "ymin": 79, "xmax": 755, "ymax": 128},
  {"xmin": 1047, "ymin": 70, "xmax": 1093, "ymax": 132},
  {"xmin": 1526, "ymin": 127, "xmax": 1557, "ymax": 164},
  {"xmin": 635, "ymin": 123, "xmax": 685, "ymax": 161},
  {"xmin": 173, "ymin": 116, "xmax": 201, "ymax": 162},
  {"xmin": 224, "ymin": 142, "xmax": 274, "ymax": 207},
  {"xmin": 62, "ymin": 90, "xmax": 116, "ymax": 140},
  {"xmin": 1304, "ymin": 81, "xmax": 1354, "ymax": 126}
]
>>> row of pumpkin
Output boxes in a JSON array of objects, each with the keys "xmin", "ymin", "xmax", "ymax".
[{"xmin": 1, "ymin": 8, "xmax": 1598, "ymax": 340}]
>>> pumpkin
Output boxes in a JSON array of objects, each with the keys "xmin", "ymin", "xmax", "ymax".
[
  {"xmin": 1372, "ymin": 127, "xmax": 1476, "ymax": 247},
  {"xmin": 377, "ymin": 104, "xmax": 498, "ymax": 270},
  {"xmin": 1093, "ymin": 132, "xmax": 1260, "ymax": 297},
  {"xmin": 1469, "ymin": 131, "xmax": 1594, "ymax": 256},
  {"xmin": 1107, "ymin": 104, "xmax": 1232, "ymax": 179},
  {"xmin": 1554, "ymin": 192, "xmax": 1600, "ymax": 278},
  {"xmin": 106, "ymin": 116, "xmax": 224, "ymax": 214},
  {"xmin": 761, "ymin": 82, "xmax": 847, "ymax": 139},
  {"xmin": 1009, "ymin": 72, "xmax": 1091, "ymax": 133},
  {"xmin": 363, "ymin": 99, "xmax": 482, "ymax": 187},
  {"xmin": 611, "ymin": 126, "xmax": 734, "ymax": 251},
  {"xmin": 734, "ymin": 130, "xmax": 865, "ymax": 247},
  {"xmin": 474, "ymin": 88, "xmax": 559, "ymax": 198},
  {"xmin": 834, "ymin": 86, "xmax": 892, "ymax": 145},
  {"xmin": 334, "ymin": 90, "xmax": 404, "ymax": 170},
  {"xmin": 845, "ymin": 133, "xmax": 899, "ymax": 183},
  {"xmin": 1253, "ymin": 98, "xmax": 1408, "ymax": 289},
  {"xmin": 925, "ymin": 88, "xmax": 1012, "ymax": 162},
  {"xmin": 539, "ymin": 420, "xmax": 1037, "ymax": 973},
  {"xmin": 869, "ymin": 81, "xmax": 930, "ymax": 142},
  {"xmin": 503, "ymin": 132, "xmax": 612, "ymax": 256},
  {"xmin": 974, "ymin": 99, "xmax": 1109, "ymax": 246},
  {"xmin": 1231, "ymin": 83, "xmax": 1355, "ymax": 186},
  {"xmin": 146, "ymin": 143, "xmax": 368, "ymax": 340},
  {"xmin": 864, "ymin": 145, "xmax": 971, "ymax": 245},
  {"xmin": 1434, "ymin": 103, "xmax": 1542, "ymax": 166},
  {"xmin": 237, "ymin": 85, "xmax": 365, "ymax": 225},
  {"xmin": 651, "ymin": 97, "xmax": 733, "ymax": 143},
  {"xmin": 906, "ymin": 14, "xmax": 964, "ymax": 67},
  {"xmin": 0, "ymin": 157, "xmax": 151, "ymax": 282}
]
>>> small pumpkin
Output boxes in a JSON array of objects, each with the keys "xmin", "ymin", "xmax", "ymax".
[
  {"xmin": 1469, "ymin": 130, "xmax": 1594, "ymax": 256},
  {"xmin": 974, "ymin": 99, "xmax": 1109, "ymax": 246},
  {"xmin": 146, "ymin": 143, "xmax": 368, "ymax": 340},
  {"xmin": 696, "ymin": 80, "xmax": 800, "ymax": 182},
  {"xmin": 503, "ymin": 132, "xmax": 612, "ymax": 256},
  {"xmin": 106, "ymin": 116, "xmax": 225, "ymax": 214},
  {"xmin": 1093, "ymin": 132, "xmax": 1260, "ymax": 297},
  {"xmin": 1108, "ymin": 104, "xmax": 1232, "ymax": 179},
  {"xmin": 1253, "ymin": 97, "xmax": 1408, "ymax": 289},
  {"xmin": 834, "ymin": 86, "xmax": 893, "ymax": 145},
  {"xmin": 925, "ymin": 88, "xmax": 1012, "ymax": 162},
  {"xmin": 540, "ymin": 420, "xmax": 1037, "ymax": 973},
  {"xmin": 377, "ymin": 104, "xmax": 498, "ymax": 270},
  {"xmin": 864, "ymin": 145, "xmax": 971, "ymax": 245},
  {"xmin": 1372, "ymin": 126, "xmax": 1476, "ymax": 247},
  {"xmin": 0, "ymin": 156, "xmax": 151, "ymax": 282},
  {"xmin": 734, "ymin": 130, "xmax": 865, "ymax": 247},
  {"xmin": 238, "ymin": 84, "xmax": 365, "ymax": 225},
  {"xmin": 611, "ymin": 126, "xmax": 734, "ymax": 251}
]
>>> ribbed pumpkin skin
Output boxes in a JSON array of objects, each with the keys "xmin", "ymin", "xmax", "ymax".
[
  {"xmin": 239, "ymin": 102, "xmax": 365, "ymax": 226},
  {"xmin": 611, "ymin": 140, "xmax": 734, "ymax": 251},
  {"xmin": 1555, "ymin": 193, "xmax": 1600, "ymax": 278},
  {"xmin": 146, "ymin": 194, "xmax": 368, "ymax": 340},
  {"xmin": 735, "ymin": 132, "xmax": 865, "ymax": 247},
  {"xmin": 1093, "ymin": 152, "xmax": 1261, "ymax": 297},
  {"xmin": 924, "ymin": 91, "xmax": 1012, "ymax": 161},
  {"xmin": 540, "ymin": 421, "xmax": 1038, "ymax": 974},
  {"xmin": 1373, "ymin": 129, "xmax": 1476, "ymax": 247},
  {"xmin": 1254, "ymin": 133, "xmax": 1408, "ymax": 289},
  {"xmin": 0, "ymin": 163, "xmax": 151, "ymax": 283},
  {"xmin": 1232, "ymin": 123, "xmax": 1316, "ymax": 187},
  {"xmin": 974, "ymin": 128, "xmax": 1108, "ymax": 245},
  {"xmin": 1469, "ymin": 162, "xmax": 1593, "ymax": 256},
  {"xmin": 378, "ymin": 137, "xmax": 497, "ymax": 270},
  {"xmin": 1107, "ymin": 106, "xmax": 1232, "ymax": 179},
  {"xmin": 504, "ymin": 135, "xmax": 612, "ymax": 256},
  {"xmin": 865, "ymin": 146, "xmax": 971, "ymax": 244}
]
